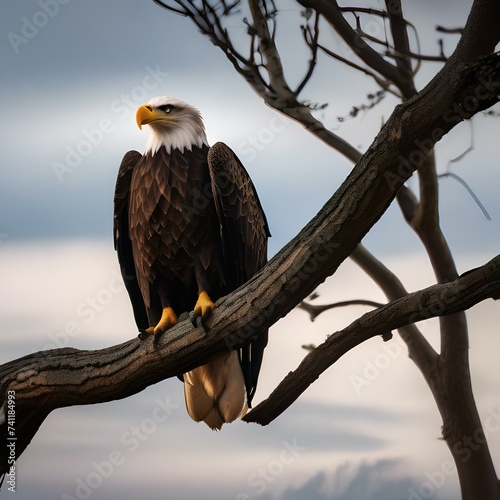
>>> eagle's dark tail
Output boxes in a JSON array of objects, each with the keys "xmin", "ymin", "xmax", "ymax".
[{"xmin": 183, "ymin": 351, "xmax": 248, "ymax": 430}]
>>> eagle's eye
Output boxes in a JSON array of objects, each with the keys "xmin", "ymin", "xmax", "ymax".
[{"xmin": 159, "ymin": 105, "xmax": 174, "ymax": 114}]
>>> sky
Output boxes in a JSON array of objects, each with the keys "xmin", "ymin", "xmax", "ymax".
[{"xmin": 1, "ymin": 1, "xmax": 500, "ymax": 499}]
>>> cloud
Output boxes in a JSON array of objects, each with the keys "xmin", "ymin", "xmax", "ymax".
[{"xmin": 270, "ymin": 458, "xmax": 454, "ymax": 500}]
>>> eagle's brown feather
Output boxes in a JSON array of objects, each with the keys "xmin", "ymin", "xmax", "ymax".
[{"xmin": 127, "ymin": 144, "xmax": 226, "ymax": 321}]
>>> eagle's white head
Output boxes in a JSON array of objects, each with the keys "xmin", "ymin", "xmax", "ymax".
[{"xmin": 135, "ymin": 96, "xmax": 208, "ymax": 155}]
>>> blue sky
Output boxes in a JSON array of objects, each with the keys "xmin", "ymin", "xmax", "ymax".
[{"xmin": 1, "ymin": 1, "xmax": 500, "ymax": 499}]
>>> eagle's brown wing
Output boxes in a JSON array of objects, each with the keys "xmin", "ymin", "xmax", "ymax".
[
  {"xmin": 207, "ymin": 142, "xmax": 271, "ymax": 405},
  {"xmin": 207, "ymin": 142, "xmax": 270, "ymax": 286},
  {"xmin": 113, "ymin": 150, "xmax": 149, "ymax": 331}
]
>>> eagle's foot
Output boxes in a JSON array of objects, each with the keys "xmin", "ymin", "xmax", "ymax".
[
  {"xmin": 154, "ymin": 307, "xmax": 178, "ymax": 335},
  {"xmin": 138, "ymin": 326, "xmax": 155, "ymax": 340},
  {"xmin": 190, "ymin": 291, "xmax": 215, "ymax": 328}
]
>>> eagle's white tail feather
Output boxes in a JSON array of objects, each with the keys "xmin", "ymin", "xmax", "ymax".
[{"xmin": 183, "ymin": 351, "xmax": 247, "ymax": 430}]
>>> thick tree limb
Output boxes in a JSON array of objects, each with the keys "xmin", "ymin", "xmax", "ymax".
[{"xmin": 244, "ymin": 254, "xmax": 500, "ymax": 425}]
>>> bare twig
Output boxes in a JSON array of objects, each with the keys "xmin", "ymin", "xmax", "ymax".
[
  {"xmin": 436, "ymin": 26, "xmax": 464, "ymax": 35},
  {"xmin": 314, "ymin": 41, "xmax": 396, "ymax": 95},
  {"xmin": 298, "ymin": 298, "xmax": 384, "ymax": 321},
  {"xmin": 296, "ymin": 11, "xmax": 319, "ymax": 95},
  {"xmin": 439, "ymin": 172, "xmax": 491, "ymax": 220}
]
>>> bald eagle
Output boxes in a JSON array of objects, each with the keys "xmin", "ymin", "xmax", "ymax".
[{"xmin": 113, "ymin": 97, "xmax": 270, "ymax": 429}]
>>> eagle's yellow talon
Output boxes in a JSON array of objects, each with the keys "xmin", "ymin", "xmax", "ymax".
[
  {"xmin": 153, "ymin": 307, "xmax": 178, "ymax": 334},
  {"xmin": 193, "ymin": 291, "xmax": 216, "ymax": 319}
]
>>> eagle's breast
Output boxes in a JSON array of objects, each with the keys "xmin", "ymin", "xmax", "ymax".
[{"xmin": 129, "ymin": 145, "xmax": 223, "ymax": 303}]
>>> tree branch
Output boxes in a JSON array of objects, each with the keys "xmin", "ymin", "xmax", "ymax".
[
  {"xmin": 298, "ymin": 0, "xmax": 416, "ymax": 98},
  {"xmin": 313, "ymin": 40, "xmax": 395, "ymax": 95},
  {"xmin": 245, "ymin": 254, "xmax": 500, "ymax": 425},
  {"xmin": 296, "ymin": 11, "xmax": 319, "ymax": 96},
  {"xmin": 385, "ymin": 0, "xmax": 416, "ymax": 92},
  {"xmin": 247, "ymin": 0, "xmax": 290, "ymax": 95},
  {"xmin": 298, "ymin": 297, "xmax": 383, "ymax": 322}
]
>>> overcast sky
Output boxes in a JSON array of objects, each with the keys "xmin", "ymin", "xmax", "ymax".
[{"xmin": 1, "ymin": 1, "xmax": 499, "ymax": 499}]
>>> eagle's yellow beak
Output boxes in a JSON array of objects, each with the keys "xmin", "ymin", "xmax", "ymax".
[{"xmin": 136, "ymin": 104, "xmax": 159, "ymax": 130}]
